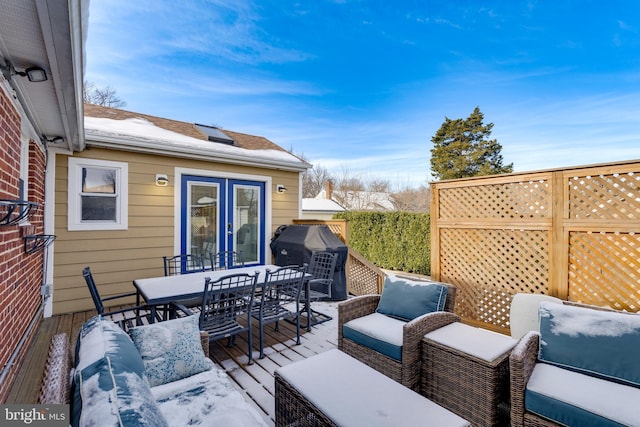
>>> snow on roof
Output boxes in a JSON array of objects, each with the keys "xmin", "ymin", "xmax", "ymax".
[
  {"xmin": 315, "ymin": 189, "xmax": 395, "ymax": 211},
  {"xmin": 302, "ymin": 198, "xmax": 345, "ymax": 212},
  {"xmin": 83, "ymin": 107, "xmax": 309, "ymax": 171}
]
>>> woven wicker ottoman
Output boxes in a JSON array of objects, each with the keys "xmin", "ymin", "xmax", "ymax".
[
  {"xmin": 275, "ymin": 349, "xmax": 470, "ymax": 427},
  {"xmin": 421, "ymin": 323, "xmax": 517, "ymax": 427}
]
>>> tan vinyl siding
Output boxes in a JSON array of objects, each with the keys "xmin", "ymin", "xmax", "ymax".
[{"xmin": 53, "ymin": 147, "xmax": 300, "ymax": 314}]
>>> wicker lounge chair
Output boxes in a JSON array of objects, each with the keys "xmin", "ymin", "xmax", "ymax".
[
  {"xmin": 510, "ymin": 301, "xmax": 640, "ymax": 427},
  {"xmin": 338, "ymin": 278, "xmax": 458, "ymax": 390}
]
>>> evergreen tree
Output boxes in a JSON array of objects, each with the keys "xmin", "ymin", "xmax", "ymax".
[{"xmin": 430, "ymin": 107, "xmax": 513, "ymax": 180}]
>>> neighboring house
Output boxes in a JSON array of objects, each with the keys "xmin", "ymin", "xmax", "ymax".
[
  {"xmin": 314, "ymin": 182, "xmax": 396, "ymax": 212},
  {"xmin": 0, "ymin": 0, "xmax": 86, "ymax": 402},
  {"xmin": 300, "ymin": 197, "xmax": 345, "ymax": 219},
  {"xmin": 51, "ymin": 104, "xmax": 310, "ymax": 315}
]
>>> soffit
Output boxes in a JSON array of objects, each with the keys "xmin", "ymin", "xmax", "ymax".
[{"xmin": 0, "ymin": 0, "xmax": 84, "ymax": 151}]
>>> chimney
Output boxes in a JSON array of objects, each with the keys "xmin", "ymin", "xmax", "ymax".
[{"xmin": 325, "ymin": 181, "xmax": 333, "ymax": 200}]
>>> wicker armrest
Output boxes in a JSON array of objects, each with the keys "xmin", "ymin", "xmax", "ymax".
[
  {"xmin": 404, "ymin": 311, "xmax": 460, "ymax": 352},
  {"xmin": 38, "ymin": 333, "xmax": 71, "ymax": 405},
  {"xmin": 401, "ymin": 311, "xmax": 460, "ymax": 388},
  {"xmin": 338, "ymin": 295, "xmax": 380, "ymax": 340},
  {"xmin": 509, "ymin": 331, "xmax": 540, "ymax": 427}
]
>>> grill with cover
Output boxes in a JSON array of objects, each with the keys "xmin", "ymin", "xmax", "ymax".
[{"xmin": 270, "ymin": 225, "xmax": 348, "ymax": 300}]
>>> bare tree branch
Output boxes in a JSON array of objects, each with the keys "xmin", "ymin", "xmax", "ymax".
[{"xmin": 84, "ymin": 80, "xmax": 127, "ymax": 108}]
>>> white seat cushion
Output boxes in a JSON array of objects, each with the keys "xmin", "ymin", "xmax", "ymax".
[
  {"xmin": 526, "ymin": 363, "xmax": 640, "ymax": 426},
  {"xmin": 344, "ymin": 313, "xmax": 405, "ymax": 347},
  {"xmin": 152, "ymin": 368, "xmax": 268, "ymax": 426},
  {"xmin": 276, "ymin": 349, "xmax": 469, "ymax": 427},
  {"xmin": 343, "ymin": 313, "xmax": 406, "ymax": 360},
  {"xmin": 424, "ymin": 322, "xmax": 517, "ymax": 362}
]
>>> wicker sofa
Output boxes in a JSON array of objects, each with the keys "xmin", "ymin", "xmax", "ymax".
[
  {"xmin": 338, "ymin": 275, "xmax": 458, "ymax": 390},
  {"xmin": 510, "ymin": 301, "xmax": 640, "ymax": 427},
  {"xmin": 39, "ymin": 315, "xmax": 267, "ymax": 426}
]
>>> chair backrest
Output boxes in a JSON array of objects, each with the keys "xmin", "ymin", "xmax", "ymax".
[
  {"xmin": 199, "ymin": 272, "xmax": 258, "ymax": 336},
  {"xmin": 260, "ymin": 265, "xmax": 307, "ymax": 314},
  {"xmin": 308, "ymin": 251, "xmax": 338, "ymax": 281},
  {"xmin": 510, "ymin": 293, "xmax": 563, "ymax": 339},
  {"xmin": 163, "ymin": 254, "xmax": 205, "ymax": 276},
  {"xmin": 82, "ymin": 267, "xmax": 105, "ymax": 314},
  {"xmin": 442, "ymin": 283, "xmax": 457, "ymax": 313},
  {"xmin": 384, "ymin": 275, "xmax": 458, "ymax": 314},
  {"xmin": 208, "ymin": 250, "xmax": 245, "ymax": 271}
]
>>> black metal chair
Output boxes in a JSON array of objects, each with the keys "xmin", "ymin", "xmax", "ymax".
[
  {"xmin": 163, "ymin": 254, "xmax": 205, "ymax": 276},
  {"xmin": 82, "ymin": 267, "xmax": 159, "ymax": 330},
  {"xmin": 301, "ymin": 251, "xmax": 338, "ymax": 330},
  {"xmin": 199, "ymin": 272, "xmax": 259, "ymax": 364},
  {"xmin": 207, "ymin": 250, "xmax": 245, "ymax": 271},
  {"xmin": 252, "ymin": 265, "xmax": 307, "ymax": 359},
  {"xmin": 162, "ymin": 254, "xmax": 207, "ymax": 309}
]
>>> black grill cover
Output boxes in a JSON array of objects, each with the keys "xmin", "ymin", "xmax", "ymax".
[{"xmin": 270, "ymin": 225, "xmax": 348, "ymax": 300}]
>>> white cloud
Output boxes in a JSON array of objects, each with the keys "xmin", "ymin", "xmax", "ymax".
[{"xmin": 617, "ymin": 20, "xmax": 633, "ymax": 31}]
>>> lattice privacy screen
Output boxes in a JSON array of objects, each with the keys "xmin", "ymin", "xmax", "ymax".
[
  {"xmin": 433, "ymin": 163, "xmax": 640, "ymax": 332},
  {"xmin": 569, "ymin": 231, "xmax": 640, "ymax": 312},
  {"xmin": 568, "ymin": 172, "xmax": 640, "ymax": 220},
  {"xmin": 439, "ymin": 228, "xmax": 550, "ymax": 330},
  {"xmin": 439, "ymin": 179, "xmax": 550, "ymax": 220}
]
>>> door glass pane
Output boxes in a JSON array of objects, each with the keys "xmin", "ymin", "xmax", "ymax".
[
  {"xmin": 234, "ymin": 185, "xmax": 260, "ymax": 264},
  {"xmin": 189, "ymin": 183, "xmax": 219, "ymax": 266}
]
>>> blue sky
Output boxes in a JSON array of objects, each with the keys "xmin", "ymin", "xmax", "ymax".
[{"xmin": 86, "ymin": 0, "xmax": 640, "ymax": 189}]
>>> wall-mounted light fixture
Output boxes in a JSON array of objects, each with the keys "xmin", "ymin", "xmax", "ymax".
[
  {"xmin": 155, "ymin": 174, "xmax": 169, "ymax": 187},
  {"xmin": 0, "ymin": 61, "xmax": 48, "ymax": 82},
  {"xmin": 20, "ymin": 66, "xmax": 47, "ymax": 82},
  {"xmin": 276, "ymin": 184, "xmax": 288, "ymax": 194}
]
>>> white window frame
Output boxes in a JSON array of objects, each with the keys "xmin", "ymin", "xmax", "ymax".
[
  {"xmin": 68, "ymin": 157, "xmax": 128, "ymax": 231},
  {"xmin": 12, "ymin": 138, "xmax": 33, "ymax": 227},
  {"xmin": 19, "ymin": 138, "xmax": 30, "ymax": 219}
]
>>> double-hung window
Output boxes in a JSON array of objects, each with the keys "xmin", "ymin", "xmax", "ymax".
[{"xmin": 68, "ymin": 158, "xmax": 128, "ymax": 230}]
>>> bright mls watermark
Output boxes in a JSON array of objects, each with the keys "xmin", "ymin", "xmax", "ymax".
[{"xmin": 1, "ymin": 405, "xmax": 68, "ymax": 426}]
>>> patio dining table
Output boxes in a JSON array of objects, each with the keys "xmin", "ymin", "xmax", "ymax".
[{"xmin": 133, "ymin": 264, "xmax": 311, "ymax": 322}]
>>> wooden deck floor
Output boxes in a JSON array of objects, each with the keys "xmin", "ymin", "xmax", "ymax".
[{"xmin": 6, "ymin": 301, "xmax": 340, "ymax": 426}]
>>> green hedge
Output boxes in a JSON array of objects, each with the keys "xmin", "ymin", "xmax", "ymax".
[{"xmin": 334, "ymin": 211, "xmax": 431, "ymax": 275}]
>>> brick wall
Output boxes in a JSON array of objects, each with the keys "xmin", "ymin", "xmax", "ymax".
[{"xmin": 0, "ymin": 88, "xmax": 46, "ymax": 402}]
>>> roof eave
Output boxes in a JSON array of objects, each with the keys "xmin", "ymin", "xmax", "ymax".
[
  {"xmin": 35, "ymin": 0, "xmax": 87, "ymax": 152},
  {"xmin": 86, "ymin": 133, "xmax": 311, "ymax": 172}
]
